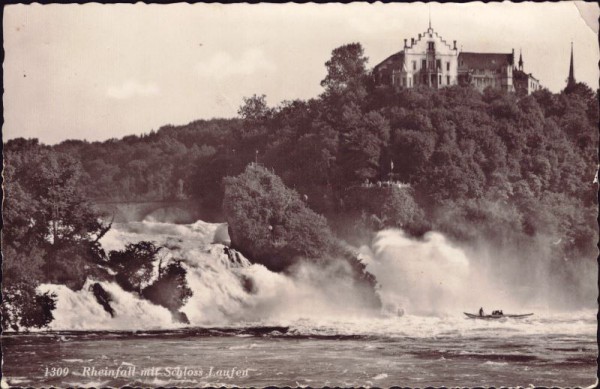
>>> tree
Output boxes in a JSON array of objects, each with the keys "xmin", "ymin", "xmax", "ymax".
[
  {"xmin": 238, "ymin": 94, "xmax": 272, "ymax": 123},
  {"xmin": 108, "ymin": 242, "xmax": 162, "ymax": 294},
  {"xmin": 338, "ymin": 108, "xmax": 390, "ymax": 184},
  {"xmin": 2, "ymin": 144, "xmax": 110, "ymax": 330},
  {"xmin": 321, "ymin": 43, "xmax": 369, "ymax": 106},
  {"xmin": 189, "ymin": 150, "xmax": 240, "ymax": 219},
  {"xmin": 2, "ymin": 282, "xmax": 56, "ymax": 331},
  {"xmin": 44, "ymin": 244, "xmax": 107, "ymax": 291},
  {"xmin": 380, "ymin": 187, "xmax": 427, "ymax": 235},
  {"xmin": 4, "ymin": 147, "xmax": 110, "ymax": 248},
  {"xmin": 223, "ymin": 164, "xmax": 334, "ymax": 271},
  {"xmin": 1, "ymin": 245, "xmax": 56, "ymax": 331},
  {"xmin": 390, "ymin": 128, "xmax": 436, "ymax": 181}
]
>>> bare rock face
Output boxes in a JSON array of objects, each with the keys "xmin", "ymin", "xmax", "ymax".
[
  {"xmin": 89, "ymin": 283, "xmax": 115, "ymax": 318},
  {"xmin": 171, "ymin": 310, "xmax": 190, "ymax": 324}
]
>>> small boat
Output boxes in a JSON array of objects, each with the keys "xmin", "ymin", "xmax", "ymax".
[{"xmin": 464, "ymin": 312, "xmax": 533, "ymax": 319}]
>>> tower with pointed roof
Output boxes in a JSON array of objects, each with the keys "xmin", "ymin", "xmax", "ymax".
[
  {"xmin": 518, "ymin": 49, "xmax": 524, "ymax": 71},
  {"xmin": 567, "ymin": 42, "xmax": 576, "ymax": 89},
  {"xmin": 513, "ymin": 50, "xmax": 540, "ymax": 96}
]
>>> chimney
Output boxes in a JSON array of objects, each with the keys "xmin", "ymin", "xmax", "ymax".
[
  {"xmin": 404, "ymin": 39, "xmax": 408, "ymax": 48},
  {"xmin": 453, "ymin": 40, "xmax": 457, "ymax": 50},
  {"xmin": 418, "ymin": 33, "xmax": 421, "ymax": 39},
  {"xmin": 411, "ymin": 38, "xmax": 415, "ymax": 45}
]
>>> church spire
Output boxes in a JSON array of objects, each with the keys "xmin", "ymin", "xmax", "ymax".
[
  {"xmin": 518, "ymin": 49, "xmax": 523, "ymax": 71},
  {"xmin": 567, "ymin": 41, "xmax": 576, "ymax": 88},
  {"xmin": 428, "ymin": 5, "xmax": 432, "ymax": 30}
]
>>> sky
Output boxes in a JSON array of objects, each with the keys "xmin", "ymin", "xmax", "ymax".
[{"xmin": 3, "ymin": 2, "xmax": 599, "ymax": 144}]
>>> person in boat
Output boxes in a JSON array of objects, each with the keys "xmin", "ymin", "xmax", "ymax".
[{"xmin": 479, "ymin": 307, "xmax": 484, "ymax": 316}]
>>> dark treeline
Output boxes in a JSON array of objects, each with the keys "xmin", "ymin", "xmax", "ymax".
[
  {"xmin": 3, "ymin": 43, "xmax": 598, "ymax": 328},
  {"xmin": 8, "ymin": 44, "xmax": 594, "ymax": 247}
]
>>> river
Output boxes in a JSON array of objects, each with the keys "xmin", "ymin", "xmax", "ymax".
[
  {"xmin": 1, "ymin": 220, "xmax": 596, "ymax": 386},
  {"xmin": 2, "ymin": 315, "xmax": 597, "ymax": 387}
]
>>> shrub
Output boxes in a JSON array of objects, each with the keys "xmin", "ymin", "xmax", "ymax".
[
  {"xmin": 108, "ymin": 241, "xmax": 161, "ymax": 294},
  {"xmin": 1, "ymin": 282, "xmax": 56, "ymax": 331},
  {"xmin": 142, "ymin": 261, "xmax": 192, "ymax": 323}
]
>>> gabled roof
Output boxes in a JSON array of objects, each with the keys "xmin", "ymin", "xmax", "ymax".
[
  {"xmin": 409, "ymin": 27, "xmax": 455, "ymax": 52},
  {"xmin": 458, "ymin": 52, "xmax": 513, "ymax": 71},
  {"xmin": 373, "ymin": 51, "xmax": 405, "ymax": 72}
]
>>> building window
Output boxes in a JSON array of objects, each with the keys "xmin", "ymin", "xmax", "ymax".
[
  {"xmin": 412, "ymin": 61, "xmax": 416, "ymax": 70},
  {"xmin": 428, "ymin": 42, "xmax": 435, "ymax": 50},
  {"xmin": 429, "ymin": 60, "xmax": 434, "ymax": 69},
  {"xmin": 436, "ymin": 59, "xmax": 441, "ymax": 69},
  {"xmin": 447, "ymin": 75, "xmax": 450, "ymax": 85},
  {"xmin": 438, "ymin": 74, "xmax": 442, "ymax": 84},
  {"xmin": 422, "ymin": 59, "xmax": 426, "ymax": 69},
  {"xmin": 446, "ymin": 62, "xmax": 450, "ymax": 71}
]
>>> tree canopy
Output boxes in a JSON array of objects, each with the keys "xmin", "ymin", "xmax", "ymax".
[{"xmin": 223, "ymin": 164, "xmax": 334, "ymax": 271}]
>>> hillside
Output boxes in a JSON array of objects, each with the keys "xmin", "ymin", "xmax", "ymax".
[{"xmin": 3, "ymin": 42, "xmax": 598, "ymax": 329}]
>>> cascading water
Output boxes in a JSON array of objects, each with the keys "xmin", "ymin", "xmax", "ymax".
[
  {"xmin": 7, "ymin": 219, "xmax": 595, "ymax": 389},
  {"xmin": 37, "ymin": 219, "xmax": 596, "ymax": 337},
  {"xmin": 41, "ymin": 280, "xmax": 175, "ymax": 331},
  {"xmin": 39, "ymin": 219, "xmax": 381, "ymax": 331}
]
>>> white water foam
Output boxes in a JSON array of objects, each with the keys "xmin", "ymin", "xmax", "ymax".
[
  {"xmin": 34, "ymin": 220, "xmax": 596, "ymax": 338},
  {"xmin": 39, "ymin": 279, "xmax": 175, "ymax": 331},
  {"xmin": 361, "ymin": 229, "xmax": 473, "ymax": 315},
  {"xmin": 38, "ymin": 220, "xmax": 378, "ymax": 330}
]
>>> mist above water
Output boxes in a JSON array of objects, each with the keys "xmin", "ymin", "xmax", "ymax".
[
  {"xmin": 361, "ymin": 227, "xmax": 596, "ymax": 315},
  {"xmin": 361, "ymin": 229, "xmax": 476, "ymax": 316},
  {"xmin": 37, "ymin": 218, "xmax": 596, "ymax": 333}
]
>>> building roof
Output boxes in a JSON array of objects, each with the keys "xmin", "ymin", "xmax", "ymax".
[
  {"xmin": 458, "ymin": 52, "xmax": 513, "ymax": 71},
  {"xmin": 373, "ymin": 51, "xmax": 405, "ymax": 72},
  {"xmin": 513, "ymin": 69, "xmax": 539, "ymax": 82}
]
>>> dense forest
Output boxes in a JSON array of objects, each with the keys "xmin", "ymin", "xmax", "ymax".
[{"xmin": 3, "ymin": 43, "xmax": 598, "ymax": 329}]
